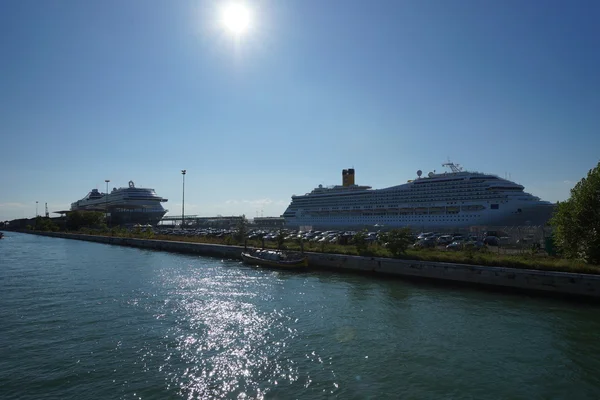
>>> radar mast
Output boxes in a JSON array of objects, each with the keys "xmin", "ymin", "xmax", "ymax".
[{"xmin": 442, "ymin": 162, "xmax": 463, "ymax": 173}]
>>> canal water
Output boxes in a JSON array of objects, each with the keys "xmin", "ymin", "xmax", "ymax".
[{"xmin": 1, "ymin": 232, "xmax": 600, "ymax": 399}]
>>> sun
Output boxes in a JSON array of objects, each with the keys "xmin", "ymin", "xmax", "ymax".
[{"xmin": 220, "ymin": 3, "xmax": 251, "ymax": 36}]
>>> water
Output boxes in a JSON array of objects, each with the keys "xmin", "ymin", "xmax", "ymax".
[{"xmin": 1, "ymin": 232, "xmax": 600, "ymax": 399}]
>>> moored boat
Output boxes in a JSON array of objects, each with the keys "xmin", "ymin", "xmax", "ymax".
[{"xmin": 241, "ymin": 249, "xmax": 308, "ymax": 270}]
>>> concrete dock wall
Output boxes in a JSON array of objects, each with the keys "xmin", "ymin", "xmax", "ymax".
[
  {"xmin": 308, "ymin": 253, "xmax": 600, "ymax": 298},
  {"xmin": 33, "ymin": 232, "xmax": 244, "ymax": 259},
  {"xmin": 30, "ymin": 232, "xmax": 600, "ymax": 299}
]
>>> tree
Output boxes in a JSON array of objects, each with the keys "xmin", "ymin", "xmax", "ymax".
[
  {"xmin": 353, "ymin": 230, "xmax": 369, "ymax": 255},
  {"xmin": 66, "ymin": 211, "xmax": 106, "ymax": 231},
  {"xmin": 34, "ymin": 216, "xmax": 59, "ymax": 232},
  {"xmin": 379, "ymin": 227, "xmax": 413, "ymax": 257},
  {"xmin": 550, "ymin": 161, "xmax": 600, "ymax": 264},
  {"xmin": 234, "ymin": 215, "xmax": 248, "ymax": 244},
  {"xmin": 276, "ymin": 229, "xmax": 286, "ymax": 250}
]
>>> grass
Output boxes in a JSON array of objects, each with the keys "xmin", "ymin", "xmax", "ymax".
[{"xmin": 57, "ymin": 229, "xmax": 600, "ymax": 275}]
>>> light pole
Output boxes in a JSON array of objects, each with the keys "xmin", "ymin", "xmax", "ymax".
[
  {"xmin": 105, "ymin": 180, "xmax": 110, "ymax": 227},
  {"xmin": 36, "ymin": 201, "xmax": 38, "ymax": 217},
  {"xmin": 181, "ymin": 170, "xmax": 186, "ymax": 229}
]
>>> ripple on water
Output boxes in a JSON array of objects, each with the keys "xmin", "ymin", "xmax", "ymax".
[
  {"xmin": 138, "ymin": 265, "xmax": 299, "ymax": 399},
  {"xmin": 2, "ymin": 234, "xmax": 600, "ymax": 400}
]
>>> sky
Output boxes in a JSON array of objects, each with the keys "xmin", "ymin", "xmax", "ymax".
[{"xmin": 1, "ymin": 0, "xmax": 599, "ymax": 221}]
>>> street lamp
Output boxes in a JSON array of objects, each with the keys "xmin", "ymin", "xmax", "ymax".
[
  {"xmin": 35, "ymin": 201, "xmax": 38, "ymax": 217},
  {"xmin": 181, "ymin": 170, "xmax": 186, "ymax": 229},
  {"xmin": 105, "ymin": 179, "xmax": 110, "ymax": 228}
]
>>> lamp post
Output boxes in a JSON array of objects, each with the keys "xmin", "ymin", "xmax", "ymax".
[
  {"xmin": 105, "ymin": 179, "xmax": 110, "ymax": 228},
  {"xmin": 35, "ymin": 201, "xmax": 38, "ymax": 217},
  {"xmin": 181, "ymin": 170, "xmax": 186, "ymax": 229}
]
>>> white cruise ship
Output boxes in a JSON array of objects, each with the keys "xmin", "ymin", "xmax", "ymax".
[
  {"xmin": 282, "ymin": 163, "xmax": 555, "ymax": 230},
  {"xmin": 70, "ymin": 181, "xmax": 168, "ymax": 226}
]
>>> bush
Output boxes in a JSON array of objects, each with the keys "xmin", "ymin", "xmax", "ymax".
[
  {"xmin": 353, "ymin": 230, "xmax": 369, "ymax": 255},
  {"xmin": 379, "ymin": 228, "xmax": 412, "ymax": 257}
]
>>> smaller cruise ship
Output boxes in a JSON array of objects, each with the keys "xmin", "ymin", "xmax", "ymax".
[{"xmin": 71, "ymin": 181, "xmax": 168, "ymax": 226}]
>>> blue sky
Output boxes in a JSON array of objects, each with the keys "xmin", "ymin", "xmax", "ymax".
[{"xmin": 1, "ymin": 0, "xmax": 599, "ymax": 221}]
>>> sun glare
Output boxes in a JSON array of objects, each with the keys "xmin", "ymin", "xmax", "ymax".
[{"xmin": 221, "ymin": 3, "xmax": 251, "ymax": 36}]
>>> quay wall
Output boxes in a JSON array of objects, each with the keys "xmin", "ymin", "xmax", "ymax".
[{"xmin": 29, "ymin": 231, "xmax": 600, "ymax": 299}]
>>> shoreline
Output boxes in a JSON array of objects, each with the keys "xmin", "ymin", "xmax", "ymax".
[{"xmin": 15, "ymin": 230, "xmax": 600, "ymax": 300}]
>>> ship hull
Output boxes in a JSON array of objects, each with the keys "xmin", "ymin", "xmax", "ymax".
[
  {"xmin": 71, "ymin": 205, "xmax": 167, "ymax": 226},
  {"xmin": 284, "ymin": 203, "xmax": 555, "ymax": 231},
  {"xmin": 108, "ymin": 210, "xmax": 167, "ymax": 227}
]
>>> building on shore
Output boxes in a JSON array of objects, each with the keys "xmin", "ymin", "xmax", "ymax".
[{"xmin": 252, "ymin": 217, "xmax": 285, "ymax": 229}]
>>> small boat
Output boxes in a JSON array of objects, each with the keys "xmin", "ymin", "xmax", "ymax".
[
  {"xmin": 241, "ymin": 249, "xmax": 308, "ymax": 270},
  {"xmin": 0, "ymin": 232, "xmax": 4, "ymax": 239}
]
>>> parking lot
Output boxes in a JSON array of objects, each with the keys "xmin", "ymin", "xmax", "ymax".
[{"xmin": 148, "ymin": 226, "xmax": 548, "ymax": 254}]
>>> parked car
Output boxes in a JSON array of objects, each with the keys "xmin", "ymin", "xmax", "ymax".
[
  {"xmin": 446, "ymin": 241, "xmax": 464, "ymax": 251},
  {"xmin": 483, "ymin": 236, "xmax": 499, "ymax": 246},
  {"xmin": 484, "ymin": 231, "xmax": 509, "ymax": 239},
  {"xmin": 464, "ymin": 240, "xmax": 486, "ymax": 250},
  {"xmin": 413, "ymin": 237, "xmax": 437, "ymax": 249},
  {"xmin": 437, "ymin": 235, "xmax": 454, "ymax": 245}
]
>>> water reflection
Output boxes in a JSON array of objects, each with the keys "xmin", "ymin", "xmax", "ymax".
[
  {"xmin": 15, "ymin": 234, "xmax": 596, "ymax": 399},
  {"xmin": 6, "ymin": 233, "xmax": 600, "ymax": 400},
  {"xmin": 153, "ymin": 263, "xmax": 300, "ymax": 399}
]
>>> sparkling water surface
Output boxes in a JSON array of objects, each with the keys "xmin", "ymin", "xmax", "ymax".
[{"xmin": 1, "ymin": 232, "xmax": 600, "ymax": 399}]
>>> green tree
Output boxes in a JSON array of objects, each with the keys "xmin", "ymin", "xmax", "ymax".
[
  {"xmin": 66, "ymin": 211, "xmax": 106, "ymax": 231},
  {"xmin": 234, "ymin": 215, "xmax": 248, "ymax": 244},
  {"xmin": 276, "ymin": 229, "xmax": 286, "ymax": 250},
  {"xmin": 550, "ymin": 161, "xmax": 600, "ymax": 264},
  {"xmin": 353, "ymin": 230, "xmax": 369, "ymax": 255},
  {"xmin": 379, "ymin": 228, "xmax": 413, "ymax": 257},
  {"xmin": 34, "ymin": 216, "xmax": 59, "ymax": 232}
]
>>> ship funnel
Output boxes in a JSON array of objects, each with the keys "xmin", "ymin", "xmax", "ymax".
[{"xmin": 342, "ymin": 168, "xmax": 355, "ymax": 187}]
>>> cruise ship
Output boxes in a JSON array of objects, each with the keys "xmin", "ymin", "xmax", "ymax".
[
  {"xmin": 282, "ymin": 163, "xmax": 555, "ymax": 230},
  {"xmin": 71, "ymin": 181, "xmax": 168, "ymax": 226}
]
